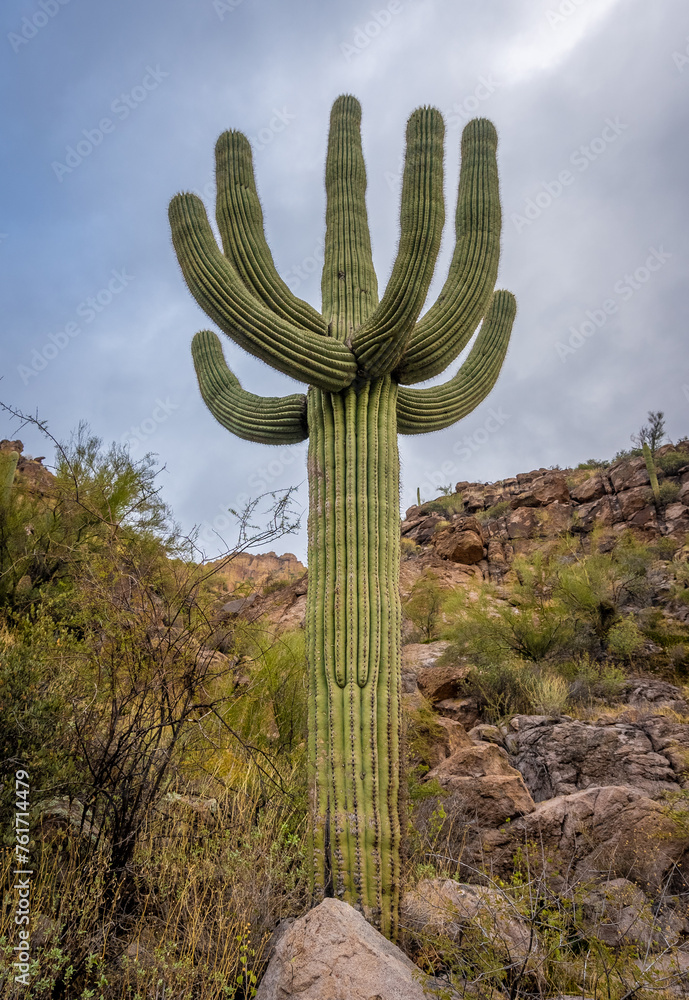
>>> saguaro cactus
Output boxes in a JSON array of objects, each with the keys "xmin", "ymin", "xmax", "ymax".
[{"xmin": 169, "ymin": 95, "xmax": 515, "ymax": 937}]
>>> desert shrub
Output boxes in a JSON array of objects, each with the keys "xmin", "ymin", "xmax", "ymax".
[
  {"xmin": 477, "ymin": 499, "xmax": 511, "ymax": 522},
  {"xmin": 657, "ymin": 450, "xmax": 689, "ymax": 476},
  {"xmin": 403, "ymin": 572, "xmax": 446, "ymax": 641},
  {"xmin": 658, "ymin": 480, "xmax": 681, "ymax": 507},
  {"xmin": 528, "ymin": 670, "xmax": 570, "ymax": 715},
  {"xmin": 606, "ymin": 615, "xmax": 644, "ymax": 660},
  {"xmin": 262, "ymin": 576, "xmax": 290, "ymax": 595},
  {"xmin": 577, "ymin": 458, "xmax": 608, "ymax": 470},
  {"xmin": 419, "ymin": 493, "xmax": 464, "ymax": 517},
  {"xmin": 401, "ymin": 537, "xmax": 419, "ymax": 559}
]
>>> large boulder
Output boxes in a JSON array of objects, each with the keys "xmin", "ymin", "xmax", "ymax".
[
  {"xmin": 433, "ymin": 517, "xmax": 485, "ymax": 565},
  {"xmin": 426, "ymin": 743, "xmax": 535, "ymax": 827},
  {"xmin": 480, "ymin": 785, "xmax": 689, "ymax": 889},
  {"xmin": 510, "ymin": 471, "xmax": 570, "ymax": 508},
  {"xmin": 505, "ymin": 715, "xmax": 683, "ymax": 801},
  {"xmin": 255, "ymin": 898, "xmax": 438, "ymax": 999}
]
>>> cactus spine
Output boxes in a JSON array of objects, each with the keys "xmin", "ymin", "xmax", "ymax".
[{"xmin": 169, "ymin": 96, "xmax": 515, "ymax": 937}]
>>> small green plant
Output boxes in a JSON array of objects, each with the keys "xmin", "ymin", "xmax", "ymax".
[
  {"xmin": 643, "ymin": 442, "xmax": 661, "ymax": 504},
  {"xmin": 403, "ymin": 572, "xmax": 445, "ymax": 641},
  {"xmin": 658, "ymin": 480, "xmax": 681, "ymax": 507},
  {"xmin": 606, "ymin": 615, "xmax": 644, "ymax": 660}
]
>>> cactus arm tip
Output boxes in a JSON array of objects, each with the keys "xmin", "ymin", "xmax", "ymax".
[{"xmin": 394, "ymin": 116, "xmax": 502, "ymax": 385}]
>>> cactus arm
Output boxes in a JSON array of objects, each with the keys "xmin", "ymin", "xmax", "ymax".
[
  {"xmin": 214, "ymin": 130, "xmax": 326, "ymax": 336},
  {"xmin": 191, "ymin": 330, "xmax": 308, "ymax": 444},
  {"xmin": 321, "ymin": 95, "xmax": 379, "ymax": 340},
  {"xmin": 395, "ymin": 118, "xmax": 502, "ymax": 385},
  {"xmin": 169, "ymin": 194, "xmax": 357, "ymax": 392},
  {"xmin": 353, "ymin": 107, "xmax": 445, "ymax": 378},
  {"xmin": 397, "ymin": 290, "xmax": 515, "ymax": 434}
]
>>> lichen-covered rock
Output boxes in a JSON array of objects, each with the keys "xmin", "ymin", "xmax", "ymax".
[
  {"xmin": 506, "ymin": 715, "xmax": 682, "ymax": 801},
  {"xmin": 580, "ymin": 878, "xmax": 684, "ymax": 950}
]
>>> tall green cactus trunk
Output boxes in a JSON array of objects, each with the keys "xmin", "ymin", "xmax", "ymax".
[
  {"xmin": 307, "ymin": 380, "xmax": 401, "ymax": 933},
  {"xmin": 169, "ymin": 94, "xmax": 516, "ymax": 936}
]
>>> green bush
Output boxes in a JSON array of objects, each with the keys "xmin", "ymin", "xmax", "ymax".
[
  {"xmin": 419, "ymin": 493, "xmax": 464, "ymax": 517},
  {"xmin": 657, "ymin": 450, "xmax": 689, "ymax": 476},
  {"xmin": 658, "ymin": 480, "xmax": 681, "ymax": 507}
]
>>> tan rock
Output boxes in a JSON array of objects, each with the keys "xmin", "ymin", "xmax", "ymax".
[
  {"xmin": 511, "ymin": 471, "xmax": 570, "ymax": 508},
  {"xmin": 434, "ymin": 696, "xmax": 481, "ymax": 729},
  {"xmin": 571, "ymin": 474, "xmax": 607, "ymax": 503},
  {"xmin": 616, "ymin": 484, "xmax": 652, "ymax": 519},
  {"xmin": 255, "ymin": 898, "xmax": 438, "ymax": 999},
  {"xmin": 581, "ymin": 878, "xmax": 683, "ymax": 950},
  {"xmin": 506, "ymin": 507, "xmax": 539, "ymax": 538},
  {"xmin": 427, "ymin": 744, "xmax": 535, "ymax": 826},
  {"xmin": 609, "ymin": 457, "xmax": 650, "ymax": 492}
]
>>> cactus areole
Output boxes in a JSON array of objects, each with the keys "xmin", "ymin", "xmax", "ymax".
[{"xmin": 169, "ymin": 95, "xmax": 515, "ymax": 937}]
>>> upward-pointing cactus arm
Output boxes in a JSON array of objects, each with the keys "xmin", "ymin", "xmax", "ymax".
[
  {"xmin": 214, "ymin": 130, "xmax": 326, "ymax": 337},
  {"xmin": 396, "ymin": 290, "xmax": 515, "ymax": 434},
  {"xmin": 395, "ymin": 118, "xmax": 502, "ymax": 385},
  {"xmin": 353, "ymin": 107, "xmax": 445, "ymax": 378},
  {"xmin": 321, "ymin": 95, "xmax": 380, "ymax": 340},
  {"xmin": 192, "ymin": 330, "xmax": 308, "ymax": 444},
  {"xmin": 169, "ymin": 194, "xmax": 357, "ymax": 392}
]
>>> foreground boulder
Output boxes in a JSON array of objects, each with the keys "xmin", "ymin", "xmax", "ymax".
[{"xmin": 256, "ymin": 898, "xmax": 437, "ymax": 999}]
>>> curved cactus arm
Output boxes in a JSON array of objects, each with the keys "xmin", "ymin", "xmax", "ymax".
[
  {"xmin": 395, "ymin": 118, "xmax": 502, "ymax": 385},
  {"xmin": 396, "ymin": 290, "xmax": 515, "ymax": 434},
  {"xmin": 192, "ymin": 330, "xmax": 308, "ymax": 444},
  {"xmin": 321, "ymin": 95, "xmax": 379, "ymax": 341},
  {"xmin": 169, "ymin": 193, "xmax": 357, "ymax": 393},
  {"xmin": 353, "ymin": 107, "xmax": 445, "ymax": 379},
  {"xmin": 215, "ymin": 130, "xmax": 326, "ymax": 337}
]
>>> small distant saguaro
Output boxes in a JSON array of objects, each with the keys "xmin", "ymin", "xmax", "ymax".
[{"xmin": 169, "ymin": 95, "xmax": 515, "ymax": 938}]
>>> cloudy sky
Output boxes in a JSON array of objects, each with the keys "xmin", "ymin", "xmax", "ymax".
[{"xmin": 2, "ymin": 0, "xmax": 688, "ymax": 561}]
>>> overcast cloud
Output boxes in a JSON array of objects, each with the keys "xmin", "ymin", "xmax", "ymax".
[{"xmin": 2, "ymin": 0, "xmax": 688, "ymax": 560}]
